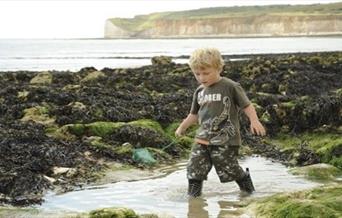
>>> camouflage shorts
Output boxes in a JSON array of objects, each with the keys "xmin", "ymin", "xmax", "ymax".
[{"xmin": 187, "ymin": 143, "xmax": 245, "ymax": 183}]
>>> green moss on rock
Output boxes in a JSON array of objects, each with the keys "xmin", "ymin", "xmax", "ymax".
[
  {"xmin": 87, "ymin": 121, "xmax": 120, "ymax": 137},
  {"xmin": 46, "ymin": 125, "xmax": 77, "ymax": 141},
  {"xmin": 114, "ymin": 142, "xmax": 134, "ymax": 155},
  {"xmin": 81, "ymin": 70, "xmax": 106, "ymax": 83},
  {"xmin": 269, "ymin": 132, "xmax": 342, "ymax": 168},
  {"xmin": 329, "ymin": 156, "xmax": 342, "ymax": 170},
  {"xmin": 21, "ymin": 106, "xmax": 55, "ymax": 126},
  {"xmin": 86, "ymin": 136, "xmax": 112, "ymax": 150},
  {"xmin": 89, "ymin": 207, "xmax": 138, "ymax": 218},
  {"xmin": 17, "ymin": 90, "xmax": 29, "ymax": 101},
  {"xmin": 253, "ymin": 185, "xmax": 342, "ymax": 218},
  {"xmin": 260, "ymin": 111, "xmax": 272, "ymax": 124},
  {"xmin": 128, "ymin": 119, "xmax": 164, "ymax": 134},
  {"xmin": 290, "ymin": 163, "xmax": 342, "ymax": 181},
  {"xmin": 30, "ymin": 71, "xmax": 53, "ymax": 85}
]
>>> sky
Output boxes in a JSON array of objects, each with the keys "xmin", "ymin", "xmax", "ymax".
[{"xmin": 0, "ymin": 0, "xmax": 340, "ymax": 39}]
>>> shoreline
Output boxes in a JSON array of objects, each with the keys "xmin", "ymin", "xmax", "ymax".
[
  {"xmin": 1, "ymin": 50, "xmax": 342, "ymax": 73},
  {"xmin": 2, "ymin": 35, "xmax": 342, "ymax": 41}
]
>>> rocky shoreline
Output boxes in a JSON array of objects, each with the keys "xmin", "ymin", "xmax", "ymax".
[{"xmin": 0, "ymin": 51, "xmax": 341, "ymax": 207}]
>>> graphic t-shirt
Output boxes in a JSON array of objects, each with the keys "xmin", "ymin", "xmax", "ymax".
[{"xmin": 190, "ymin": 77, "xmax": 251, "ymax": 146}]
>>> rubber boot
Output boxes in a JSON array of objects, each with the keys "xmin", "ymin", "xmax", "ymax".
[
  {"xmin": 188, "ymin": 179, "xmax": 203, "ymax": 197},
  {"xmin": 236, "ymin": 168, "xmax": 255, "ymax": 193}
]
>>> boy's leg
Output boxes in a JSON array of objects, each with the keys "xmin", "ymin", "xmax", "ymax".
[
  {"xmin": 210, "ymin": 145, "xmax": 255, "ymax": 193},
  {"xmin": 188, "ymin": 179, "xmax": 203, "ymax": 197},
  {"xmin": 235, "ymin": 168, "xmax": 255, "ymax": 193},
  {"xmin": 187, "ymin": 143, "xmax": 212, "ymax": 197},
  {"xmin": 211, "ymin": 145, "xmax": 245, "ymax": 183}
]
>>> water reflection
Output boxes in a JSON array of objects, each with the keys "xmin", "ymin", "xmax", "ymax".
[{"xmin": 188, "ymin": 198, "xmax": 209, "ymax": 218}]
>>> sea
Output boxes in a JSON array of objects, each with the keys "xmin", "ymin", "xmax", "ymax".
[{"xmin": 0, "ymin": 37, "xmax": 342, "ymax": 72}]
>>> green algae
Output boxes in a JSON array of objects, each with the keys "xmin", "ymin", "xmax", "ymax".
[
  {"xmin": 87, "ymin": 122, "xmax": 125, "ymax": 137},
  {"xmin": 253, "ymin": 185, "xmax": 342, "ymax": 218},
  {"xmin": 260, "ymin": 111, "xmax": 272, "ymax": 124},
  {"xmin": 64, "ymin": 119, "xmax": 164, "ymax": 138},
  {"xmin": 329, "ymin": 156, "xmax": 342, "ymax": 170},
  {"xmin": 17, "ymin": 90, "xmax": 29, "ymax": 101},
  {"xmin": 89, "ymin": 207, "xmax": 138, "ymax": 218},
  {"xmin": 128, "ymin": 119, "xmax": 164, "ymax": 134},
  {"xmin": 30, "ymin": 71, "xmax": 52, "ymax": 85},
  {"xmin": 66, "ymin": 122, "xmax": 125, "ymax": 137},
  {"xmin": 268, "ymin": 132, "xmax": 342, "ymax": 169},
  {"xmin": 80, "ymin": 70, "xmax": 105, "ymax": 84},
  {"xmin": 47, "ymin": 125, "xmax": 78, "ymax": 141},
  {"xmin": 290, "ymin": 164, "xmax": 342, "ymax": 181},
  {"xmin": 21, "ymin": 105, "xmax": 56, "ymax": 126},
  {"xmin": 0, "ymin": 207, "xmax": 40, "ymax": 217}
]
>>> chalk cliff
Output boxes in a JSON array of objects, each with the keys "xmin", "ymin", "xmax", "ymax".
[{"xmin": 104, "ymin": 3, "xmax": 342, "ymax": 38}]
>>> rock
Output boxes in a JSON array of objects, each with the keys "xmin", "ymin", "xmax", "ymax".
[
  {"xmin": 52, "ymin": 167, "xmax": 75, "ymax": 176},
  {"xmin": 151, "ymin": 56, "xmax": 173, "ymax": 65},
  {"xmin": 43, "ymin": 175, "xmax": 57, "ymax": 183},
  {"xmin": 290, "ymin": 163, "xmax": 341, "ymax": 181},
  {"xmin": 62, "ymin": 84, "xmax": 81, "ymax": 91},
  {"xmin": 17, "ymin": 90, "xmax": 29, "ymax": 101},
  {"xmin": 89, "ymin": 207, "xmax": 138, "ymax": 218},
  {"xmin": 21, "ymin": 106, "xmax": 55, "ymax": 126},
  {"xmin": 30, "ymin": 71, "xmax": 52, "ymax": 85},
  {"xmin": 67, "ymin": 101, "xmax": 87, "ymax": 111},
  {"xmin": 81, "ymin": 70, "xmax": 105, "ymax": 83}
]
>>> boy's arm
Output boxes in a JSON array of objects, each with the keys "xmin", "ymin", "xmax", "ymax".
[
  {"xmin": 242, "ymin": 104, "xmax": 266, "ymax": 136},
  {"xmin": 175, "ymin": 113, "xmax": 198, "ymax": 137}
]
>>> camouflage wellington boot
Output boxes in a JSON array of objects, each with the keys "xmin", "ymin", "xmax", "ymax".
[
  {"xmin": 188, "ymin": 179, "xmax": 203, "ymax": 197},
  {"xmin": 236, "ymin": 168, "xmax": 255, "ymax": 193}
]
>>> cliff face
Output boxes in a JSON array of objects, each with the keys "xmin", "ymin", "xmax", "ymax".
[
  {"xmin": 104, "ymin": 19, "xmax": 131, "ymax": 38},
  {"xmin": 105, "ymin": 15, "xmax": 342, "ymax": 38}
]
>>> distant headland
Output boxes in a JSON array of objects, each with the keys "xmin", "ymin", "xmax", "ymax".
[{"xmin": 105, "ymin": 2, "xmax": 342, "ymax": 38}]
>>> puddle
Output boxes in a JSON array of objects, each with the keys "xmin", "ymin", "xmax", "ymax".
[{"xmin": 36, "ymin": 156, "xmax": 319, "ymax": 217}]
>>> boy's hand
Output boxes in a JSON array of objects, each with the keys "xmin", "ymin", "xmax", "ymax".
[
  {"xmin": 175, "ymin": 127, "xmax": 185, "ymax": 137},
  {"xmin": 250, "ymin": 120, "xmax": 266, "ymax": 136}
]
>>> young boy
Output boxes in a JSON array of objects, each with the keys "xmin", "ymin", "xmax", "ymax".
[{"xmin": 175, "ymin": 48, "xmax": 266, "ymax": 197}]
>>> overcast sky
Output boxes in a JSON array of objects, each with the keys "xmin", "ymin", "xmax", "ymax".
[{"xmin": 0, "ymin": 0, "xmax": 340, "ymax": 39}]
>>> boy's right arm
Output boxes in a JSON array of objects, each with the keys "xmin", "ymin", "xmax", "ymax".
[{"xmin": 175, "ymin": 113, "xmax": 198, "ymax": 137}]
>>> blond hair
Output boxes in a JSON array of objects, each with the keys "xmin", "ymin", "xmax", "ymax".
[{"xmin": 189, "ymin": 48, "xmax": 224, "ymax": 72}]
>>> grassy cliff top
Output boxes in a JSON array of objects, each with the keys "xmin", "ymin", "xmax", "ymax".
[{"xmin": 108, "ymin": 2, "xmax": 342, "ymax": 32}]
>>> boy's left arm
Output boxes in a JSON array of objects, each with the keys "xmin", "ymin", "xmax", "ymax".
[{"xmin": 242, "ymin": 104, "xmax": 266, "ymax": 136}]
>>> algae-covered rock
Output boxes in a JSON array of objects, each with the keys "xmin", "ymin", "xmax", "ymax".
[
  {"xmin": 81, "ymin": 70, "xmax": 106, "ymax": 83},
  {"xmin": 151, "ymin": 56, "xmax": 173, "ymax": 66},
  {"xmin": 269, "ymin": 132, "xmax": 342, "ymax": 168},
  {"xmin": 260, "ymin": 111, "xmax": 272, "ymax": 124},
  {"xmin": 21, "ymin": 105, "xmax": 55, "ymax": 126},
  {"xmin": 290, "ymin": 163, "xmax": 342, "ymax": 181},
  {"xmin": 250, "ymin": 185, "xmax": 342, "ymax": 218},
  {"xmin": 62, "ymin": 84, "xmax": 81, "ymax": 91},
  {"xmin": 30, "ymin": 71, "xmax": 52, "ymax": 85},
  {"xmin": 89, "ymin": 207, "xmax": 138, "ymax": 218},
  {"xmin": 128, "ymin": 119, "xmax": 164, "ymax": 134},
  {"xmin": 17, "ymin": 90, "xmax": 29, "ymax": 101},
  {"xmin": 66, "ymin": 122, "xmax": 125, "ymax": 137},
  {"xmin": 68, "ymin": 101, "xmax": 87, "ymax": 111}
]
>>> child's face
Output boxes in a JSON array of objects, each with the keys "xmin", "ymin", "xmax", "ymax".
[{"xmin": 193, "ymin": 67, "xmax": 221, "ymax": 87}]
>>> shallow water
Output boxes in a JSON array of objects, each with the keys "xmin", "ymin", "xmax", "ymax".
[
  {"xmin": 35, "ymin": 156, "xmax": 319, "ymax": 217},
  {"xmin": 1, "ymin": 37, "xmax": 342, "ymax": 71}
]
